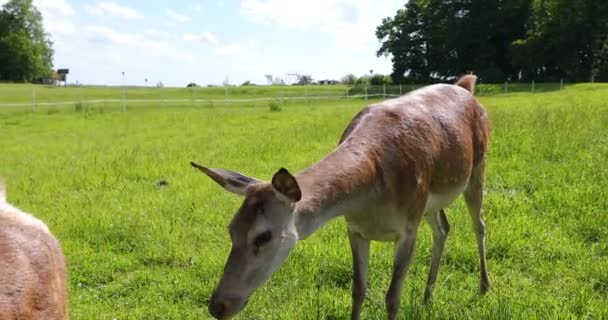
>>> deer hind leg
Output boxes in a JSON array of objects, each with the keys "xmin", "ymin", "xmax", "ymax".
[
  {"xmin": 385, "ymin": 222, "xmax": 419, "ymax": 320},
  {"xmin": 423, "ymin": 209, "xmax": 450, "ymax": 303},
  {"xmin": 463, "ymin": 160, "xmax": 491, "ymax": 294},
  {"xmin": 347, "ymin": 225, "xmax": 370, "ymax": 320}
]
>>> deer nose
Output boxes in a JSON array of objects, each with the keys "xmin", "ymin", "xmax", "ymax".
[{"xmin": 208, "ymin": 299, "xmax": 226, "ymax": 319}]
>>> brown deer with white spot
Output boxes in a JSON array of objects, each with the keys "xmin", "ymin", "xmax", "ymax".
[
  {"xmin": 0, "ymin": 179, "xmax": 68, "ymax": 320},
  {"xmin": 192, "ymin": 75, "xmax": 491, "ymax": 319}
]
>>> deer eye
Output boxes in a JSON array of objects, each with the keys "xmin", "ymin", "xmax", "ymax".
[{"xmin": 254, "ymin": 231, "xmax": 272, "ymax": 247}]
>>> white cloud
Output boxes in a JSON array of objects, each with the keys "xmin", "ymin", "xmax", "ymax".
[
  {"xmin": 183, "ymin": 32, "xmax": 218, "ymax": 45},
  {"xmin": 216, "ymin": 44, "xmax": 242, "ymax": 56},
  {"xmin": 84, "ymin": 25, "xmax": 193, "ymax": 62},
  {"xmin": 33, "ymin": 0, "xmax": 76, "ymax": 35},
  {"xmin": 215, "ymin": 40, "xmax": 257, "ymax": 57},
  {"xmin": 144, "ymin": 29, "xmax": 171, "ymax": 39},
  {"xmin": 34, "ymin": 0, "xmax": 75, "ymax": 16},
  {"xmin": 86, "ymin": 1, "xmax": 142, "ymax": 19},
  {"xmin": 167, "ymin": 9, "xmax": 190, "ymax": 23},
  {"xmin": 240, "ymin": 0, "xmax": 401, "ymax": 49}
]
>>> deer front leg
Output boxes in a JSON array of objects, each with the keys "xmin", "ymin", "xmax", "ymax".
[
  {"xmin": 348, "ymin": 225, "xmax": 370, "ymax": 320},
  {"xmin": 386, "ymin": 224, "xmax": 419, "ymax": 320}
]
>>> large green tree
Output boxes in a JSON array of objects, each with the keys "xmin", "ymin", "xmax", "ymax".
[
  {"xmin": 513, "ymin": 0, "xmax": 608, "ymax": 81},
  {"xmin": 0, "ymin": 0, "xmax": 54, "ymax": 82},
  {"xmin": 377, "ymin": 0, "xmax": 608, "ymax": 83}
]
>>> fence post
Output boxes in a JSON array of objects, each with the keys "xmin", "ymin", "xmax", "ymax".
[
  {"xmin": 32, "ymin": 88, "xmax": 36, "ymax": 112},
  {"xmin": 383, "ymin": 84, "xmax": 386, "ymax": 98},
  {"xmin": 365, "ymin": 86, "xmax": 368, "ymax": 101},
  {"xmin": 281, "ymin": 87, "xmax": 285, "ymax": 106},
  {"xmin": 225, "ymin": 86, "xmax": 229, "ymax": 107},
  {"xmin": 158, "ymin": 86, "xmax": 162, "ymax": 108},
  {"xmin": 122, "ymin": 85, "xmax": 126, "ymax": 112},
  {"xmin": 80, "ymin": 85, "xmax": 84, "ymax": 108},
  {"xmin": 346, "ymin": 87, "xmax": 349, "ymax": 98},
  {"xmin": 531, "ymin": 80, "xmax": 535, "ymax": 93},
  {"xmin": 560, "ymin": 79, "xmax": 564, "ymax": 91},
  {"xmin": 399, "ymin": 84, "xmax": 402, "ymax": 96},
  {"xmin": 504, "ymin": 81, "xmax": 508, "ymax": 93}
]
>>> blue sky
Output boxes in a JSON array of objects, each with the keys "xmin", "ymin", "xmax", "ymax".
[{"xmin": 18, "ymin": 0, "xmax": 404, "ymax": 87}]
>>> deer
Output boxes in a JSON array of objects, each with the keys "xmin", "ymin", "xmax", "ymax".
[
  {"xmin": 0, "ymin": 179, "xmax": 68, "ymax": 320},
  {"xmin": 191, "ymin": 75, "xmax": 491, "ymax": 320}
]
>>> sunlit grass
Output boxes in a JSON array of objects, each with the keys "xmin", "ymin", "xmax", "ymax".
[{"xmin": 0, "ymin": 85, "xmax": 607, "ymax": 319}]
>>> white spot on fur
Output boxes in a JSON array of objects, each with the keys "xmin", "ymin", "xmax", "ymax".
[{"xmin": 424, "ymin": 180, "xmax": 469, "ymax": 214}]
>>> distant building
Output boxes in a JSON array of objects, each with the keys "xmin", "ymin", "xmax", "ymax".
[
  {"xmin": 57, "ymin": 69, "xmax": 69, "ymax": 87},
  {"xmin": 317, "ymin": 79, "xmax": 340, "ymax": 85}
]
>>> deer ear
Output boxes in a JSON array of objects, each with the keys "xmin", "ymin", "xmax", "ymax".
[
  {"xmin": 191, "ymin": 161, "xmax": 258, "ymax": 196},
  {"xmin": 271, "ymin": 168, "xmax": 302, "ymax": 202}
]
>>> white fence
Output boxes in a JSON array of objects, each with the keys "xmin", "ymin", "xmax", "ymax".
[
  {"xmin": 0, "ymin": 85, "xmax": 412, "ymax": 112},
  {"xmin": 0, "ymin": 81, "xmax": 567, "ymax": 112}
]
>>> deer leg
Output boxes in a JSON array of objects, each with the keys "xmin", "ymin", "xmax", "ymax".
[
  {"xmin": 424, "ymin": 209, "xmax": 450, "ymax": 303},
  {"xmin": 347, "ymin": 226, "xmax": 370, "ymax": 320},
  {"xmin": 385, "ymin": 223, "xmax": 419, "ymax": 320},
  {"xmin": 463, "ymin": 160, "xmax": 491, "ymax": 294}
]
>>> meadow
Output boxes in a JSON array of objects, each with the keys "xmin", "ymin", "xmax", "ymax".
[{"xmin": 0, "ymin": 83, "xmax": 607, "ymax": 319}]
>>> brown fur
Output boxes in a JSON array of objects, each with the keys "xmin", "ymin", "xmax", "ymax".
[
  {"xmin": 297, "ymin": 79, "xmax": 489, "ymax": 223},
  {"xmin": 0, "ymin": 181, "xmax": 68, "ymax": 320}
]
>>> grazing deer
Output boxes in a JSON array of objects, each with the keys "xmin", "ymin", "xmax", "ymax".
[
  {"xmin": 192, "ymin": 75, "xmax": 491, "ymax": 320},
  {"xmin": 0, "ymin": 179, "xmax": 68, "ymax": 320}
]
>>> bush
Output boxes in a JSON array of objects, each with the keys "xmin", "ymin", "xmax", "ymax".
[
  {"xmin": 74, "ymin": 101, "xmax": 85, "ymax": 112},
  {"xmin": 268, "ymin": 101, "xmax": 281, "ymax": 112}
]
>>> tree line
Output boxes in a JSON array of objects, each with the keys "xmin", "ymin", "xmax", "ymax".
[
  {"xmin": 0, "ymin": 0, "xmax": 54, "ymax": 82},
  {"xmin": 376, "ymin": 0, "xmax": 608, "ymax": 83}
]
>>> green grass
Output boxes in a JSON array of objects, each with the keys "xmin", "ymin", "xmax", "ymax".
[{"xmin": 1, "ymin": 84, "xmax": 607, "ymax": 319}]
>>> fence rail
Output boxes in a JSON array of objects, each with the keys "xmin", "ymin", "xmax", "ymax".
[
  {"xmin": 0, "ymin": 94, "xmax": 398, "ymax": 108},
  {"xmin": 0, "ymin": 81, "xmax": 569, "ymax": 112}
]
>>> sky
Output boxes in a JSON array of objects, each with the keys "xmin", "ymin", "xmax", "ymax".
[{"xmin": 8, "ymin": 0, "xmax": 405, "ymax": 87}]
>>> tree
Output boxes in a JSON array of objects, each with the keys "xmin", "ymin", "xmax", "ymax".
[
  {"xmin": 265, "ymin": 74, "xmax": 273, "ymax": 85},
  {"xmin": 369, "ymin": 74, "xmax": 391, "ymax": 85},
  {"xmin": 341, "ymin": 74, "xmax": 357, "ymax": 84},
  {"xmin": 513, "ymin": 0, "xmax": 608, "ymax": 81},
  {"xmin": 0, "ymin": 0, "xmax": 54, "ymax": 82},
  {"xmin": 377, "ymin": 0, "xmax": 530, "ymax": 82},
  {"xmin": 296, "ymin": 74, "xmax": 313, "ymax": 85},
  {"xmin": 378, "ymin": 0, "xmax": 608, "ymax": 82},
  {"xmin": 272, "ymin": 77, "xmax": 285, "ymax": 85}
]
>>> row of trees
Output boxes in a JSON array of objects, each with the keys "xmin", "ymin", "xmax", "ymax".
[
  {"xmin": 376, "ymin": 0, "xmax": 608, "ymax": 83},
  {"xmin": 0, "ymin": 0, "xmax": 54, "ymax": 82},
  {"xmin": 260, "ymin": 73, "xmax": 393, "ymax": 86}
]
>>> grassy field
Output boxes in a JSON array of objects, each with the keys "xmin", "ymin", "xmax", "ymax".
[{"xmin": 1, "ymin": 83, "xmax": 607, "ymax": 319}]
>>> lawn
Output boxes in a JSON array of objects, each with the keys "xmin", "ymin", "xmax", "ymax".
[{"xmin": 0, "ymin": 84, "xmax": 607, "ymax": 319}]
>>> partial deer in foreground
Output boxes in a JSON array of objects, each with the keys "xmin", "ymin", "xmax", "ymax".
[
  {"xmin": 192, "ymin": 75, "xmax": 491, "ymax": 320},
  {"xmin": 0, "ymin": 179, "xmax": 68, "ymax": 320}
]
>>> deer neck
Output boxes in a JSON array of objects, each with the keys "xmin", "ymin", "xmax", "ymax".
[{"xmin": 292, "ymin": 145, "xmax": 378, "ymax": 239}]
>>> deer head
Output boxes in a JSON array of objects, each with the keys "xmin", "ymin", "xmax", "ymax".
[{"xmin": 191, "ymin": 161, "xmax": 302, "ymax": 319}]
